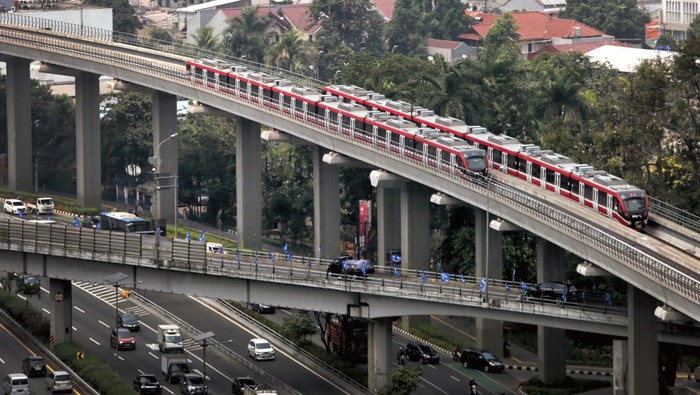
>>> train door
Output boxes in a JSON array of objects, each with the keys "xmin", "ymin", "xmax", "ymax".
[
  {"xmin": 554, "ymin": 173, "xmax": 561, "ymax": 194},
  {"xmin": 486, "ymin": 147, "xmax": 495, "ymax": 171},
  {"xmin": 606, "ymin": 194, "xmax": 614, "ymax": 218},
  {"xmin": 578, "ymin": 182, "xmax": 586, "ymax": 206},
  {"xmin": 525, "ymin": 161, "xmax": 532, "ymax": 183},
  {"xmin": 592, "ymin": 189, "xmax": 599, "ymax": 211},
  {"xmin": 288, "ymin": 97, "xmax": 295, "ymax": 116},
  {"xmin": 541, "ymin": 166, "xmax": 547, "ymax": 190},
  {"xmin": 501, "ymin": 153, "xmax": 508, "ymax": 173},
  {"xmin": 302, "ymin": 102, "xmax": 308, "ymax": 121}
]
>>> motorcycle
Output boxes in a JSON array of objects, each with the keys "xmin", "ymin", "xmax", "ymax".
[
  {"xmin": 452, "ymin": 346, "xmax": 463, "ymax": 362},
  {"xmin": 469, "ymin": 379, "xmax": 478, "ymax": 395}
]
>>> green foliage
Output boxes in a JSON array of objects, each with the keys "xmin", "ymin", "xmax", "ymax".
[
  {"xmin": 280, "ymin": 311, "xmax": 317, "ymax": 345},
  {"xmin": 264, "ymin": 29, "xmax": 312, "ymax": 72},
  {"xmin": 525, "ymin": 376, "xmax": 611, "ymax": 395},
  {"xmin": 190, "ymin": 26, "xmax": 220, "ymax": 52},
  {"xmin": 221, "ymin": 6, "xmax": 268, "ymax": 61},
  {"xmin": 408, "ymin": 323, "xmax": 473, "ymax": 351},
  {"xmin": 149, "ymin": 27, "xmax": 173, "ymax": 43},
  {"xmin": 310, "ymin": 0, "xmax": 385, "ymax": 54},
  {"xmin": 377, "ymin": 365, "xmax": 422, "ymax": 395},
  {"xmin": 0, "ymin": 282, "xmax": 50, "ymax": 342},
  {"xmin": 54, "ymin": 342, "xmax": 134, "ymax": 395},
  {"xmin": 559, "ymin": 0, "xmax": 649, "ymax": 43},
  {"xmin": 83, "ymin": 0, "xmax": 142, "ymax": 34}
]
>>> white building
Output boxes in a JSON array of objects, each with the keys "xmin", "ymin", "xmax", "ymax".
[{"xmin": 660, "ymin": 0, "xmax": 699, "ymax": 41}]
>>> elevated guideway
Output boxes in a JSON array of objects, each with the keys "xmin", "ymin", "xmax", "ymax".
[{"xmin": 0, "ymin": 15, "xmax": 698, "ymax": 323}]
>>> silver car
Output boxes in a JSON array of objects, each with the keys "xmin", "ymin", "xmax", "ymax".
[{"xmin": 46, "ymin": 371, "xmax": 73, "ymax": 394}]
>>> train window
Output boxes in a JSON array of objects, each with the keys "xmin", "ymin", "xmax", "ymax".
[
  {"xmin": 390, "ymin": 131, "xmax": 401, "ymax": 144},
  {"xmin": 441, "ymin": 150, "xmax": 451, "ymax": 163},
  {"xmin": 414, "ymin": 141, "xmax": 423, "ymax": 152},
  {"xmin": 428, "ymin": 145, "xmax": 438, "ymax": 159},
  {"xmin": 492, "ymin": 149, "xmax": 503, "ymax": 166},
  {"xmin": 598, "ymin": 191, "xmax": 608, "ymax": 206},
  {"xmin": 584, "ymin": 185, "xmax": 594, "ymax": 201},
  {"xmin": 546, "ymin": 168, "xmax": 556, "ymax": 184},
  {"xmin": 613, "ymin": 198, "xmax": 621, "ymax": 213},
  {"xmin": 508, "ymin": 155, "xmax": 518, "ymax": 169},
  {"xmin": 239, "ymin": 80, "xmax": 248, "ymax": 92},
  {"xmin": 570, "ymin": 179, "xmax": 579, "ymax": 195},
  {"xmin": 518, "ymin": 157, "xmax": 527, "ymax": 173},
  {"xmin": 560, "ymin": 175, "xmax": 572, "ymax": 191},
  {"xmin": 531, "ymin": 164, "xmax": 541, "ymax": 179},
  {"xmin": 326, "ymin": 110, "xmax": 339, "ymax": 123},
  {"xmin": 342, "ymin": 115, "xmax": 353, "ymax": 129}
]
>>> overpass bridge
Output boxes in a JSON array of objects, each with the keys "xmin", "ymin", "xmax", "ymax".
[{"xmin": 0, "ymin": 14, "xmax": 699, "ymax": 393}]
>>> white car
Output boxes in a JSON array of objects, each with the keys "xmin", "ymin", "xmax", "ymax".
[
  {"xmin": 4, "ymin": 199, "xmax": 27, "ymax": 215},
  {"xmin": 46, "ymin": 370, "xmax": 73, "ymax": 394},
  {"xmin": 247, "ymin": 338, "xmax": 275, "ymax": 361}
]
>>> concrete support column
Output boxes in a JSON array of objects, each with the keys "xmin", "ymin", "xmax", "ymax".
[
  {"xmin": 377, "ymin": 187, "xmax": 401, "ymax": 267},
  {"xmin": 49, "ymin": 278, "xmax": 73, "ymax": 345},
  {"xmin": 367, "ymin": 317, "xmax": 392, "ymax": 393},
  {"xmin": 613, "ymin": 339, "xmax": 628, "ymax": 395},
  {"xmin": 474, "ymin": 209, "xmax": 503, "ymax": 356},
  {"xmin": 536, "ymin": 238, "xmax": 567, "ymax": 382},
  {"xmin": 628, "ymin": 285, "xmax": 658, "ymax": 395},
  {"xmin": 235, "ymin": 117, "xmax": 262, "ymax": 250},
  {"xmin": 6, "ymin": 57, "xmax": 32, "ymax": 191},
  {"xmin": 152, "ymin": 92, "xmax": 179, "ymax": 228},
  {"xmin": 400, "ymin": 182, "xmax": 430, "ymax": 329},
  {"xmin": 76, "ymin": 73, "xmax": 102, "ymax": 208},
  {"xmin": 313, "ymin": 146, "xmax": 340, "ymax": 259}
]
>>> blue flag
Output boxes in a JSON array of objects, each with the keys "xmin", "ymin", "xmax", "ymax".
[
  {"xmin": 283, "ymin": 243, "xmax": 288, "ymax": 253},
  {"xmin": 521, "ymin": 280, "xmax": 528, "ymax": 291},
  {"xmin": 441, "ymin": 272, "xmax": 450, "ymax": 282},
  {"xmin": 19, "ymin": 211, "xmax": 23, "ymax": 219},
  {"xmin": 73, "ymin": 216, "xmax": 79, "ymax": 227},
  {"xmin": 97, "ymin": 222, "xmax": 102, "ymax": 230},
  {"xmin": 185, "ymin": 229, "xmax": 190, "ymax": 241},
  {"xmin": 480, "ymin": 276, "xmax": 486, "ymax": 293},
  {"xmin": 308, "ymin": 257, "xmax": 312, "ymax": 268},
  {"xmin": 48, "ymin": 214, "xmax": 52, "ymax": 221},
  {"xmin": 199, "ymin": 231, "xmax": 206, "ymax": 243},
  {"xmin": 156, "ymin": 226, "xmax": 161, "ymax": 236},
  {"xmin": 391, "ymin": 254, "xmax": 401, "ymax": 264},
  {"xmin": 255, "ymin": 254, "xmax": 258, "ymax": 266},
  {"xmin": 605, "ymin": 293, "xmax": 612, "ymax": 306},
  {"xmin": 459, "ymin": 272, "xmax": 465, "ymax": 283},
  {"xmin": 562, "ymin": 288, "xmax": 568, "ymax": 303},
  {"xmin": 505, "ymin": 282, "xmax": 511, "ymax": 292},
  {"xmin": 269, "ymin": 252, "xmax": 274, "ymax": 261},
  {"xmin": 288, "ymin": 253, "xmax": 293, "ymax": 263},
  {"xmin": 393, "ymin": 266, "xmax": 399, "ymax": 276},
  {"xmin": 361, "ymin": 264, "xmax": 366, "ymax": 276},
  {"xmin": 421, "ymin": 271, "xmax": 427, "ymax": 283},
  {"xmin": 342, "ymin": 260, "xmax": 348, "ymax": 272},
  {"xmin": 236, "ymin": 250, "xmax": 240, "ymax": 262},
  {"xmin": 437, "ymin": 260, "xmax": 442, "ymax": 273}
]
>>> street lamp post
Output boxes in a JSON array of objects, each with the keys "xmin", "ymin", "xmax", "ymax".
[
  {"xmin": 104, "ymin": 272, "xmax": 128, "ymax": 361},
  {"xmin": 193, "ymin": 331, "xmax": 215, "ymax": 386},
  {"xmin": 316, "ymin": 50, "xmax": 324, "ymax": 80},
  {"xmin": 484, "ymin": 170, "xmax": 497, "ymax": 303},
  {"xmin": 150, "ymin": 132, "xmax": 179, "ymax": 236}
]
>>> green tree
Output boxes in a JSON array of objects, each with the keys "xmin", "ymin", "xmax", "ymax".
[
  {"xmin": 427, "ymin": 0, "xmax": 472, "ymax": 40},
  {"xmin": 190, "ymin": 25, "xmax": 221, "ymax": 52},
  {"xmin": 83, "ymin": 0, "xmax": 142, "ymax": 34},
  {"xmin": 560, "ymin": 0, "xmax": 650, "ymax": 44},
  {"xmin": 415, "ymin": 58, "xmax": 483, "ymax": 121},
  {"xmin": 222, "ymin": 6, "xmax": 268, "ymax": 61},
  {"xmin": 280, "ymin": 311, "xmax": 317, "ymax": 344},
  {"xmin": 377, "ymin": 365, "xmax": 422, "ymax": 395},
  {"xmin": 149, "ymin": 27, "xmax": 172, "ymax": 43},
  {"xmin": 264, "ymin": 29, "xmax": 309, "ymax": 72},
  {"xmin": 310, "ymin": 0, "xmax": 385, "ymax": 54},
  {"xmin": 385, "ymin": 0, "xmax": 428, "ymax": 56}
]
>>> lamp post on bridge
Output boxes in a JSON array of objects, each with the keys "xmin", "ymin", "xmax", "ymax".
[
  {"xmin": 104, "ymin": 272, "xmax": 128, "ymax": 362},
  {"xmin": 149, "ymin": 132, "xmax": 179, "ymax": 236}
]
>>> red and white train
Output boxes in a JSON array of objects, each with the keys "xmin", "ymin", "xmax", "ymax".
[{"xmin": 185, "ymin": 59, "xmax": 648, "ymax": 229}]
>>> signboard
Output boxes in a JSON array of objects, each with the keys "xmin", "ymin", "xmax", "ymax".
[{"xmin": 54, "ymin": 292, "xmax": 64, "ymax": 302}]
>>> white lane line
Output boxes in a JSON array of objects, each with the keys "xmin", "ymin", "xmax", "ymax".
[
  {"xmin": 17, "ymin": 294, "xmax": 26, "ymax": 301},
  {"xmin": 89, "ymin": 338, "xmax": 100, "ymax": 346},
  {"xmin": 41, "ymin": 287, "xmax": 50, "ymax": 294},
  {"xmin": 162, "ymin": 387, "xmax": 174, "ymax": 394},
  {"xmin": 450, "ymin": 375, "xmax": 461, "ymax": 382},
  {"xmin": 74, "ymin": 306, "xmax": 85, "ymax": 313},
  {"xmin": 97, "ymin": 320, "xmax": 110, "ymax": 328},
  {"xmin": 148, "ymin": 352, "xmax": 159, "ymax": 360},
  {"xmin": 42, "ymin": 308, "xmax": 51, "ymax": 315},
  {"xmin": 0, "ymin": 357, "xmax": 5, "ymax": 364},
  {"xmin": 72, "ymin": 327, "xmax": 77, "ymax": 332}
]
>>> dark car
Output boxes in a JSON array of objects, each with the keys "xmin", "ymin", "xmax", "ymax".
[
  {"xmin": 405, "ymin": 342, "xmax": 440, "ymax": 364},
  {"xmin": 133, "ymin": 374, "xmax": 162, "ymax": 394},
  {"xmin": 118, "ymin": 313, "xmax": 141, "ymax": 331},
  {"xmin": 110, "ymin": 327, "xmax": 136, "ymax": 350},
  {"xmin": 529, "ymin": 281, "xmax": 578, "ymax": 303},
  {"xmin": 345, "ymin": 259, "xmax": 375, "ymax": 276},
  {"xmin": 252, "ymin": 304, "xmax": 276, "ymax": 314},
  {"xmin": 179, "ymin": 373, "xmax": 207, "ymax": 395},
  {"xmin": 81, "ymin": 215, "xmax": 101, "ymax": 229},
  {"xmin": 22, "ymin": 355, "xmax": 46, "ymax": 377},
  {"xmin": 327, "ymin": 255, "xmax": 351, "ymax": 276},
  {"xmin": 231, "ymin": 376, "xmax": 257, "ymax": 395},
  {"xmin": 460, "ymin": 349, "xmax": 505, "ymax": 372},
  {"xmin": 19, "ymin": 275, "xmax": 41, "ymax": 296}
]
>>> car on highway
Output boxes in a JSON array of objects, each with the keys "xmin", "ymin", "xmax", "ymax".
[
  {"xmin": 133, "ymin": 374, "xmax": 162, "ymax": 394},
  {"xmin": 231, "ymin": 377, "xmax": 258, "ymax": 395},
  {"xmin": 21, "ymin": 355, "xmax": 46, "ymax": 377},
  {"xmin": 326, "ymin": 255, "xmax": 351, "ymax": 276},
  {"xmin": 118, "ymin": 313, "xmax": 141, "ymax": 331},
  {"xmin": 45, "ymin": 370, "xmax": 73, "ymax": 394},
  {"xmin": 252, "ymin": 304, "xmax": 276, "ymax": 314},
  {"xmin": 110, "ymin": 327, "xmax": 136, "ymax": 350},
  {"xmin": 460, "ymin": 349, "xmax": 505, "ymax": 372},
  {"xmin": 81, "ymin": 215, "xmax": 101, "ymax": 229},
  {"xmin": 3, "ymin": 373, "xmax": 30, "ymax": 395},
  {"xmin": 345, "ymin": 259, "xmax": 375, "ymax": 276},
  {"xmin": 179, "ymin": 373, "xmax": 207, "ymax": 395},
  {"xmin": 529, "ymin": 281, "xmax": 578, "ymax": 303},
  {"xmin": 18, "ymin": 276, "xmax": 41, "ymax": 296},
  {"xmin": 3, "ymin": 199, "xmax": 26, "ymax": 215},
  {"xmin": 248, "ymin": 338, "xmax": 275, "ymax": 361},
  {"xmin": 404, "ymin": 342, "xmax": 440, "ymax": 364}
]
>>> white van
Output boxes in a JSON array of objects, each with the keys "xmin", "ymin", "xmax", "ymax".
[
  {"xmin": 206, "ymin": 242, "xmax": 226, "ymax": 254},
  {"xmin": 3, "ymin": 373, "xmax": 30, "ymax": 395}
]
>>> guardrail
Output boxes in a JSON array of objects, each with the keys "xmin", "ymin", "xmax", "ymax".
[
  {"xmin": 0, "ymin": 21, "xmax": 697, "ymax": 316},
  {"xmin": 649, "ymin": 196, "xmax": 700, "ymax": 235}
]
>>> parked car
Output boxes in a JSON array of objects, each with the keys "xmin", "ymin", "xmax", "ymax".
[
  {"xmin": 81, "ymin": 216, "xmax": 101, "ymax": 229},
  {"xmin": 405, "ymin": 342, "xmax": 440, "ymax": 364},
  {"xmin": 529, "ymin": 281, "xmax": 578, "ymax": 303},
  {"xmin": 252, "ymin": 304, "xmax": 276, "ymax": 314},
  {"xmin": 345, "ymin": 259, "xmax": 375, "ymax": 275},
  {"xmin": 179, "ymin": 373, "xmax": 207, "ymax": 395},
  {"xmin": 118, "ymin": 313, "xmax": 140, "ymax": 331},
  {"xmin": 460, "ymin": 349, "xmax": 505, "ymax": 372},
  {"xmin": 247, "ymin": 338, "xmax": 275, "ymax": 361},
  {"xmin": 110, "ymin": 327, "xmax": 136, "ymax": 350},
  {"xmin": 22, "ymin": 355, "xmax": 46, "ymax": 377},
  {"xmin": 4, "ymin": 199, "xmax": 26, "ymax": 215},
  {"xmin": 45, "ymin": 370, "xmax": 73, "ymax": 394},
  {"xmin": 231, "ymin": 376, "xmax": 257, "ymax": 395},
  {"xmin": 18, "ymin": 276, "xmax": 41, "ymax": 296},
  {"xmin": 133, "ymin": 374, "xmax": 162, "ymax": 394},
  {"xmin": 327, "ymin": 255, "xmax": 351, "ymax": 276}
]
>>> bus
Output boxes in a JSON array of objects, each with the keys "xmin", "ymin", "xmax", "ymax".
[{"xmin": 98, "ymin": 212, "xmax": 154, "ymax": 234}]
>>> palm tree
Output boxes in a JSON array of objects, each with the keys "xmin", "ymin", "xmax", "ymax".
[
  {"xmin": 264, "ymin": 30, "xmax": 308, "ymax": 72},
  {"xmin": 222, "ymin": 6, "xmax": 268, "ymax": 61},
  {"xmin": 414, "ymin": 59, "xmax": 483, "ymax": 122},
  {"xmin": 191, "ymin": 26, "xmax": 221, "ymax": 52}
]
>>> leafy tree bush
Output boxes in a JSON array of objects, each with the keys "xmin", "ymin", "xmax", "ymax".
[
  {"xmin": 0, "ymin": 285, "xmax": 50, "ymax": 341},
  {"xmin": 377, "ymin": 365, "xmax": 422, "ymax": 395},
  {"xmin": 524, "ymin": 376, "xmax": 610, "ymax": 395},
  {"xmin": 54, "ymin": 342, "xmax": 133, "ymax": 395}
]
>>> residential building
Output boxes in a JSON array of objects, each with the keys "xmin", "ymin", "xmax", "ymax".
[
  {"xmin": 494, "ymin": 0, "xmax": 567, "ymax": 17},
  {"xmin": 425, "ymin": 38, "xmax": 475, "ymax": 63},
  {"xmin": 660, "ymin": 0, "xmax": 699, "ymax": 41}
]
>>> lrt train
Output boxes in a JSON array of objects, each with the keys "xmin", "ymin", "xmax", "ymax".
[
  {"xmin": 324, "ymin": 84, "xmax": 649, "ymax": 230},
  {"xmin": 185, "ymin": 59, "xmax": 487, "ymax": 177},
  {"xmin": 185, "ymin": 60, "xmax": 647, "ymax": 229}
]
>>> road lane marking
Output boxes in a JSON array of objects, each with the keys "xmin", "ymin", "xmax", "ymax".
[
  {"xmin": 89, "ymin": 338, "xmax": 100, "ymax": 345},
  {"xmin": 42, "ymin": 308, "xmax": 51, "ymax": 315},
  {"xmin": 0, "ymin": 357, "xmax": 4, "ymax": 363},
  {"xmin": 148, "ymin": 352, "xmax": 159, "ymax": 360},
  {"xmin": 450, "ymin": 375, "xmax": 461, "ymax": 382},
  {"xmin": 74, "ymin": 306, "xmax": 85, "ymax": 313},
  {"xmin": 98, "ymin": 320, "xmax": 110, "ymax": 328},
  {"xmin": 72, "ymin": 327, "xmax": 77, "ymax": 332}
]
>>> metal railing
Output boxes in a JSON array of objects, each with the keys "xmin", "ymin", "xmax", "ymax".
[
  {"xmin": 0, "ymin": 21, "xmax": 697, "ymax": 314},
  {"xmin": 649, "ymin": 196, "xmax": 700, "ymax": 235}
]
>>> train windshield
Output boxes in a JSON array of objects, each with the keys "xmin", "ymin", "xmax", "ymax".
[
  {"xmin": 467, "ymin": 155, "xmax": 486, "ymax": 173},
  {"xmin": 623, "ymin": 197, "xmax": 646, "ymax": 213}
]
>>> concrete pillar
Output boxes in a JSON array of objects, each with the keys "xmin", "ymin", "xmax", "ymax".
[
  {"xmin": 367, "ymin": 317, "xmax": 392, "ymax": 393},
  {"xmin": 400, "ymin": 182, "xmax": 430, "ymax": 328},
  {"xmin": 474, "ymin": 209, "xmax": 503, "ymax": 356},
  {"xmin": 235, "ymin": 117, "xmax": 262, "ymax": 250},
  {"xmin": 6, "ymin": 57, "xmax": 32, "ymax": 191},
  {"xmin": 377, "ymin": 187, "xmax": 401, "ymax": 267},
  {"xmin": 536, "ymin": 238, "xmax": 567, "ymax": 382},
  {"xmin": 152, "ymin": 92, "xmax": 179, "ymax": 229},
  {"xmin": 613, "ymin": 339, "xmax": 628, "ymax": 395},
  {"xmin": 628, "ymin": 285, "xmax": 658, "ymax": 395},
  {"xmin": 313, "ymin": 146, "xmax": 340, "ymax": 259},
  {"xmin": 76, "ymin": 73, "xmax": 102, "ymax": 208},
  {"xmin": 49, "ymin": 278, "xmax": 73, "ymax": 344}
]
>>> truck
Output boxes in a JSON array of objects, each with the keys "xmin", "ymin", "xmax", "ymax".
[
  {"xmin": 26, "ymin": 197, "xmax": 54, "ymax": 215},
  {"xmin": 157, "ymin": 324, "xmax": 184, "ymax": 353},
  {"xmin": 326, "ymin": 315, "xmax": 367, "ymax": 361},
  {"xmin": 161, "ymin": 354, "xmax": 190, "ymax": 384}
]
